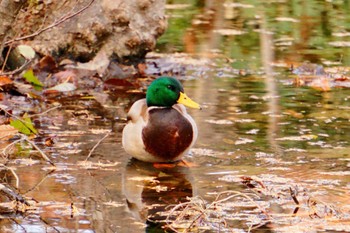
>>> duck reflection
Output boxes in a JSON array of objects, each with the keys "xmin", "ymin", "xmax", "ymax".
[{"xmin": 122, "ymin": 159, "xmax": 193, "ymax": 231}]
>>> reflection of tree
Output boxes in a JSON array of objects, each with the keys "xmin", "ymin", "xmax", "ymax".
[{"xmin": 259, "ymin": 11, "xmax": 283, "ymax": 156}]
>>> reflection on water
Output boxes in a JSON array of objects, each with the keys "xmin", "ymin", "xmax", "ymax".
[
  {"xmin": 123, "ymin": 159, "xmax": 193, "ymax": 231},
  {"xmin": 1, "ymin": 0, "xmax": 350, "ymax": 232}
]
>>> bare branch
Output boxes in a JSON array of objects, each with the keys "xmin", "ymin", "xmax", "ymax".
[{"xmin": 4, "ymin": 0, "xmax": 96, "ymax": 46}]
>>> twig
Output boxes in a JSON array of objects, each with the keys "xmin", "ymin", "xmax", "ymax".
[
  {"xmin": 0, "ymin": 183, "xmax": 29, "ymax": 205},
  {"xmin": 85, "ymin": 131, "xmax": 111, "ymax": 161},
  {"xmin": 1, "ymin": 137, "xmax": 24, "ymax": 158},
  {"xmin": 0, "ymin": 59, "xmax": 32, "ymax": 76},
  {"xmin": 4, "ymin": 0, "xmax": 96, "ymax": 45},
  {"xmin": 23, "ymin": 169, "xmax": 55, "ymax": 195},
  {"xmin": 8, "ymin": 167, "xmax": 19, "ymax": 188},
  {"xmin": 289, "ymin": 187, "xmax": 299, "ymax": 205},
  {"xmin": 0, "ymin": 164, "xmax": 19, "ymax": 188},
  {"xmin": 213, "ymin": 191, "xmax": 269, "ymax": 218},
  {"xmin": 166, "ymin": 191, "xmax": 271, "ymax": 232},
  {"xmin": 39, "ymin": 216, "xmax": 60, "ymax": 233},
  {"xmin": 9, "ymin": 218, "xmax": 27, "ymax": 232},
  {"xmin": 23, "ymin": 135, "xmax": 55, "ymax": 166},
  {"xmin": 28, "ymin": 104, "xmax": 62, "ymax": 117},
  {"xmin": 0, "ymin": 106, "xmax": 37, "ymax": 135},
  {"xmin": 1, "ymin": 41, "xmax": 14, "ymax": 73}
]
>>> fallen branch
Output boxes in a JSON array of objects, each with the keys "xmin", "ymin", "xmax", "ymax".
[{"xmin": 0, "ymin": 183, "xmax": 29, "ymax": 205}]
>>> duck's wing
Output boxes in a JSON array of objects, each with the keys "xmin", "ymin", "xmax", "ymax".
[{"xmin": 127, "ymin": 99, "xmax": 148, "ymax": 123}]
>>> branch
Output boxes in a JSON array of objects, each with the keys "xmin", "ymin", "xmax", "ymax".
[
  {"xmin": 23, "ymin": 135, "xmax": 55, "ymax": 167},
  {"xmin": 4, "ymin": 0, "xmax": 95, "ymax": 46}
]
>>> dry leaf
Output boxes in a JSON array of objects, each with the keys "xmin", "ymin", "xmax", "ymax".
[
  {"xmin": 0, "ymin": 124, "xmax": 18, "ymax": 139},
  {"xmin": 0, "ymin": 76, "xmax": 13, "ymax": 86}
]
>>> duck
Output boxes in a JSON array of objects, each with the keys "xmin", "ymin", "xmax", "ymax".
[{"xmin": 122, "ymin": 76, "xmax": 201, "ymax": 163}]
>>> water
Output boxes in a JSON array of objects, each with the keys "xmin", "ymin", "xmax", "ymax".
[{"xmin": 1, "ymin": 0, "xmax": 350, "ymax": 232}]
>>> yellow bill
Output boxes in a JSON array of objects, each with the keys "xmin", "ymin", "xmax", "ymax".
[{"xmin": 177, "ymin": 92, "xmax": 201, "ymax": 109}]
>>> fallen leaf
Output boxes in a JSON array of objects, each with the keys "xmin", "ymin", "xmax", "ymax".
[
  {"xmin": 17, "ymin": 45, "xmax": 36, "ymax": 60},
  {"xmin": 47, "ymin": 82, "xmax": 76, "ymax": 92},
  {"xmin": 10, "ymin": 114, "xmax": 37, "ymax": 135},
  {"xmin": 23, "ymin": 69, "xmax": 43, "ymax": 90},
  {"xmin": 0, "ymin": 76, "xmax": 13, "ymax": 86},
  {"xmin": 52, "ymin": 70, "xmax": 77, "ymax": 82},
  {"xmin": 37, "ymin": 55, "xmax": 57, "ymax": 72},
  {"xmin": 104, "ymin": 78, "xmax": 135, "ymax": 90},
  {"xmin": 0, "ymin": 124, "xmax": 18, "ymax": 139}
]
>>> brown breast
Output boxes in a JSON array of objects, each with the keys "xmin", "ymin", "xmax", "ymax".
[{"xmin": 142, "ymin": 108, "xmax": 193, "ymax": 161}]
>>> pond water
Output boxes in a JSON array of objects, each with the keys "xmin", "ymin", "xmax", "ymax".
[{"xmin": 1, "ymin": 0, "xmax": 350, "ymax": 232}]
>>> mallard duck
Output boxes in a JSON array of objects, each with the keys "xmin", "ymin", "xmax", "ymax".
[{"xmin": 122, "ymin": 76, "xmax": 201, "ymax": 163}]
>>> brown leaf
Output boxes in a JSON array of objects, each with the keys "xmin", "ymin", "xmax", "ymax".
[
  {"xmin": 104, "ymin": 78, "xmax": 135, "ymax": 90},
  {"xmin": 37, "ymin": 55, "xmax": 57, "ymax": 72},
  {"xmin": 0, "ymin": 124, "xmax": 18, "ymax": 140},
  {"xmin": 0, "ymin": 76, "xmax": 13, "ymax": 86},
  {"xmin": 52, "ymin": 70, "xmax": 77, "ymax": 82}
]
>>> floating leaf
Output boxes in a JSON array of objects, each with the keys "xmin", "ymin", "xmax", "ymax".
[
  {"xmin": 10, "ymin": 114, "xmax": 37, "ymax": 135},
  {"xmin": 23, "ymin": 69, "xmax": 43, "ymax": 90}
]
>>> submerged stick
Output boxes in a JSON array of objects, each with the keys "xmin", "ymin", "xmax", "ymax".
[
  {"xmin": 23, "ymin": 136, "xmax": 55, "ymax": 167},
  {"xmin": 85, "ymin": 131, "xmax": 111, "ymax": 161},
  {"xmin": 0, "ymin": 183, "xmax": 30, "ymax": 205},
  {"xmin": 0, "ymin": 164, "xmax": 19, "ymax": 188},
  {"xmin": 28, "ymin": 104, "xmax": 62, "ymax": 117}
]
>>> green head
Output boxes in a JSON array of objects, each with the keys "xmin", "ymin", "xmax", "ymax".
[
  {"xmin": 146, "ymin": 77, "xmax": 183, "ymax": 107},
  {"xmin": 146, "ymin": 77, "xmax": 201, "ymax": 109}
]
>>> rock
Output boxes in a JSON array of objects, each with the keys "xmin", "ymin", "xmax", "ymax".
[{"xmin": 12, "ymin": 0, "xmax": 167, "ymax": 64}]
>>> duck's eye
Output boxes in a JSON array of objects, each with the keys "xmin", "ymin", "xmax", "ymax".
[{"xmin": 167, "ymin": 85, "xmax": 176, "ymax": 91}]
